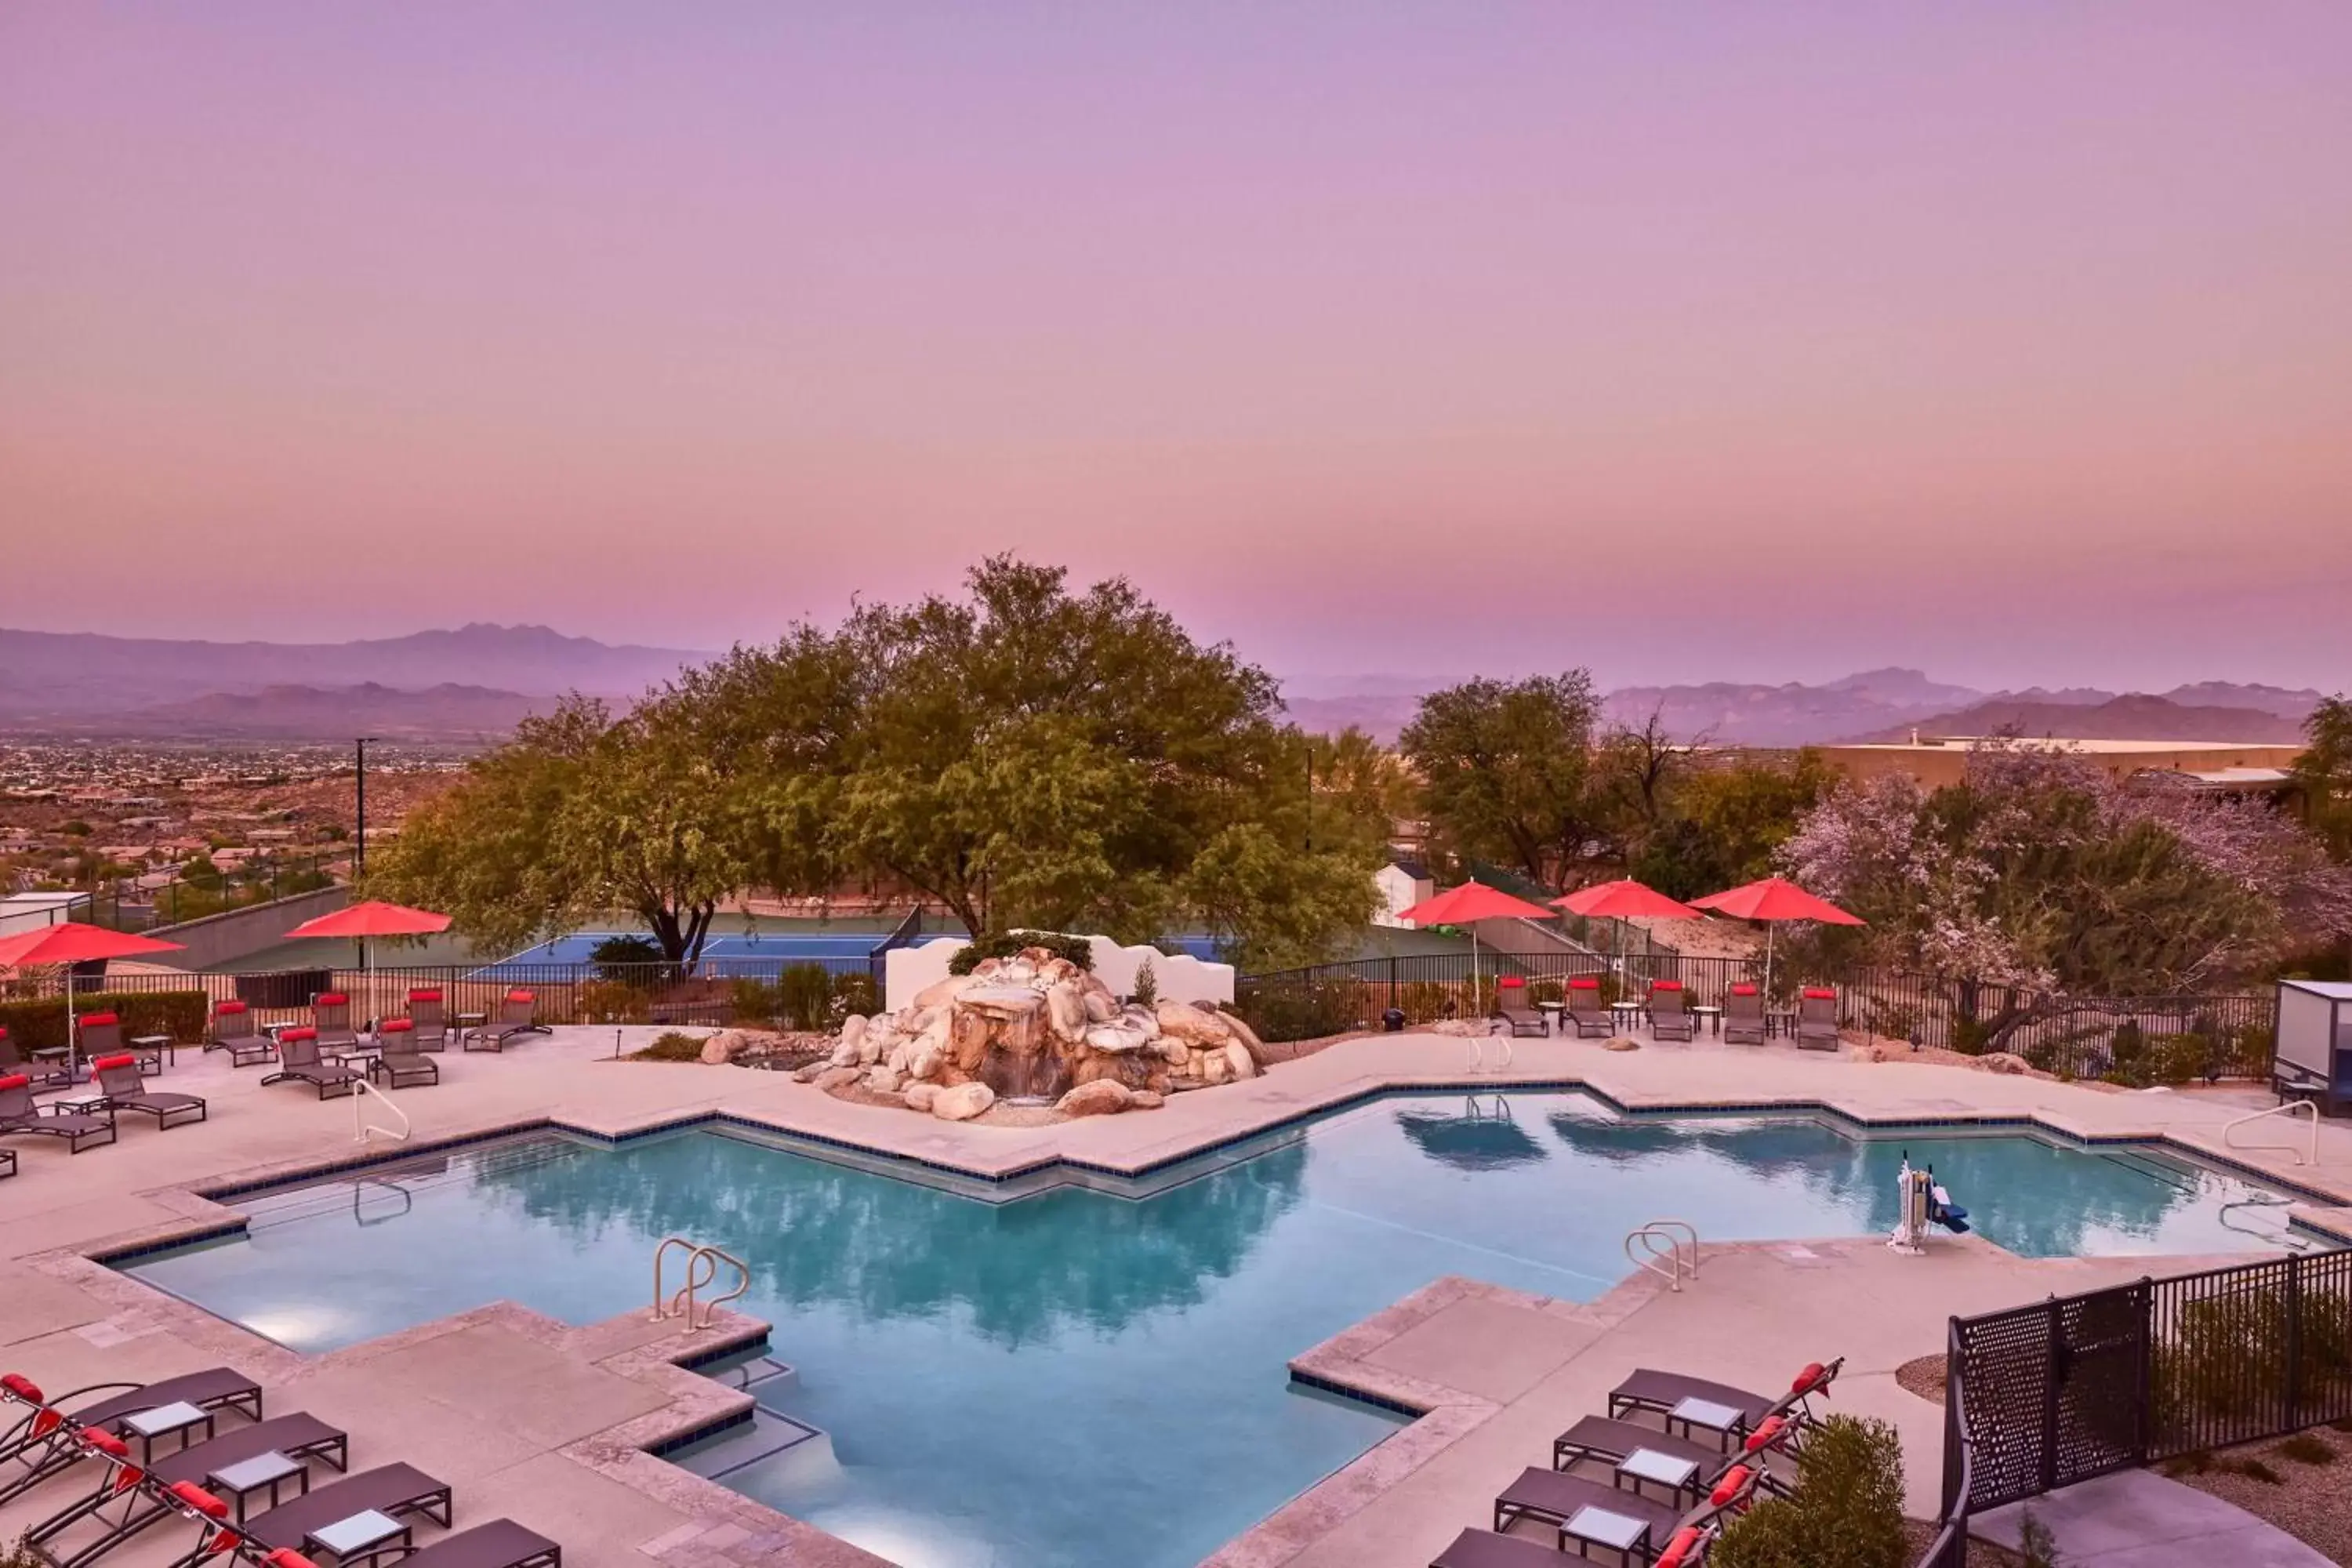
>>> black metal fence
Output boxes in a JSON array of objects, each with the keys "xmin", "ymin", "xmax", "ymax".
[
  {"xmin": 78, "ymin": 854, "xmax": 340, "ymax": 933},
  {"xmin": 1941, "ymin": 1251, "xmax": 2352, "ymax": 1530},
  {"xmin": 1233, "ymin": 950, "xmax": 2275, "ymax": 1079}
]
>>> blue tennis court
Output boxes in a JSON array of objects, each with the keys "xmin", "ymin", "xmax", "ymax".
[{"xmin": 476, "ymin": 930, "xmax": 1225, "ymax": 980}]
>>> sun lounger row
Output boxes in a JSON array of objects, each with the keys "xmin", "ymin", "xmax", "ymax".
[
  {"xmin": 1426, "ymin": 1356, "xmax": 1843, "ymax": 1567},
  {"xmin": 1490, "ymin": 979, "xmax": 1846, "ymax": 1049},
  {"xmin": 2, "ymin": 1366, "xmax": 561, "ymax": 1568}
]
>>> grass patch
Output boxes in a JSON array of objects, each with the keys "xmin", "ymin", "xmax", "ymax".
[
  {"xmin": 2274, "ymin": 1432, "xmax": 2338, "ymax": 1465},
  {"xmin": 629, "ymin": 1031, "xmax": 709, "ymax": 1062}
]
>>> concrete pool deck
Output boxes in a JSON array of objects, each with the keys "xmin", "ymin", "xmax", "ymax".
[{"xmin": 6, "ymin": 1024, "xmax": 2352, "ymax": 1566}]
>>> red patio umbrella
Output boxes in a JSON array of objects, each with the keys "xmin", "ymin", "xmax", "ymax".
[
  {"xmin": 1690, "ymin": 876, "xmax": 1864, "ymax": 996},
  {"xmin": 1552, "ymin": 879, "xmax": 1704, "ymax": 1002},
  {"xmin": 285, "ymin": 901, "xmax": 452, "ymax": 1025},
  {"xmin": 1393, "ymin": 881, "xmax": 1557, "ymax": 1027},
  {"xmin": 0, "ymin": 922, "xmax": 187, "ymax": 1076}
]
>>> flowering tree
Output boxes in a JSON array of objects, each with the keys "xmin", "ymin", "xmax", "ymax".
[{"xmin": 1777, "ymin": 739, "xmax": 2352, "ymax": 1027}]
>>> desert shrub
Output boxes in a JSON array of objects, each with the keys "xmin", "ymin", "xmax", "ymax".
[
  {"xmin": 589, "ymin": 935, "xmax": 666, "ymax": 984},
  {"xmin": 2154, "ymin": 1285, "xmax": 2352, "ymax": 1446},
  {"xmin": 2275, "ymin": 1432, "xmax": 2337, "ymax": 1465},
  {"xmin": 2018, "ymin": 1508, "xmax": 2063, "ymax": 1568},
  {"xmin": 776, "ymin": 964, "xmax": 835, "ymax": 1031},
  {"xmin": 728, "ymin": 978, "xmax": 782, "ymax": 1026},
  {"xmin": 1132, "ymin": 959, "xmax": 1159, "ymax": 1008},
  {"xmin": 0, "ymin": 989, "xmax": 209, "ymax": 1049},
  {"xmin": 1948, "ymin": 1014, "xmax": 1993, "ymax": 1055},
  {"xmin": 576, "ymin": 980, "xmax": 652, "ymax": 1023},
  {"xmin": 829, "ymin": 972, "xmax": 879, "ymax": 1023},
  {"xmin": 1392, "ymin": 981, "xmax": 1457, "ymax": 1025},
  {"xmin": 2227, "ymin": 1025, "xmax": 2276, "ymax": 1079},
  {"xmin": 2147, "ymin": 1032, "xmax": 2215, "ymax": 1085},
  {"xmin": 1529, "ymin": 977, "xmax": 1563, "ymax": 1005},
  {"xmin": 1708, "ymin": 1414, "xmax": 1907, "ymax": 1568},
  {"xmin": 1234, "ymin": 976, "xmax": 1362, "ymax": 1043},
  {"xmin": 629, "ymin": 1031, "xmax": 707, "ymax": 1062},
  {"xmin": 946, "ymin": 930, "xmax": 1095, "ymax": 975},
  {"xmin": 2109, "ymin": 1019, "xmax": 2145, "ymax": 1069}
]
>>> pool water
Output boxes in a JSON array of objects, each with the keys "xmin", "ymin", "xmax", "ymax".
[{"xmin": 124, "ymin": 1094, "xmax": 2313, "ymax": 1568}]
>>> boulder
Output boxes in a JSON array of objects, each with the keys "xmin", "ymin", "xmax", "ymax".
[
  {"xmin": 1200, "ymin": 1050, "xmax": 1230, "ymax": 1086},
  {"xmin": 1057, "ymin": 1080, "xmax": 1134, "ymax": 1118},
  {"xmin": 907, "ymin": 1045, "xmax": 942, "ymax": 1082},
  {"xmin": 1980, "ymin": 1052, "xmax": 2032, "ymax": 1076},
  {"xmin": 931, "ymin": 1082, "xmax": 996, "ymax": 1122},
  {"xmin": 1218, "ymin": 1008, "xmax": 1267, "ymax": 1059},
  {"xmin": 858, "ymin": 1033, "xmax": 884, "ymax": 1067},
  {"xmin": 1603, "ymin": 1036, "xmax": 1640, "ymax": 1052},
  {"xmin": 1223, "ymin": 1041, "xmax": 1258, "ymax": 1081},
  {"xmin": 791, "ymin": 1062, "xmax": 829, "ymax": 1083},
  {"xmin": 1046, "ymin": 980, "xmax": 1090, "ymax": 1043},
  {"xmin": 1083, "ymin": 989, "xmax": 1118, "ymax": 1023},
  {"xmin": 913, "ymin": 975, "xmax": 978, "ymax": 1011},
  {"xmin": 885, "ymin": 1040, "xmax": 911, "ymax": 1074},
  {"xmin": 840, "ymin": 1014, "xmax": 869, "ymax": 1056},
  {"xmin": 1084, "ymin": 1023, "xmax": 1152, "ymax": 1054},
  {"xmin": 869, "ymin": 1065, "xmax": 906, "ymax": 1095},
  {"xmin": 902, "ymin": 1082, "xmax": 939, "ymax": 1112},
  {"xmin": 1128, "ymin": 1089, "xmax": 1164, "ymax": 1109},
  {"xmin": 1157, "ymin": 1040, "xmax": 1191, "ymax": 1066},
  {"xmin": 698, "ymin": 1030, "xmax": 743, "ymax": 1065},
  {"xmin": 1155, "ymin": 1001, "xmax": 1232, "ymax": 1045},
  {"xmin": 828, "ymin": 1040, "xmax": 859, "ymax": 1068},
  {"xmin": 815, "ymin": 1065, "xmax": 864, "ymax": 1091}
]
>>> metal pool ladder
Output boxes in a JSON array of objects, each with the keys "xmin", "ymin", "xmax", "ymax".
[
  {"xmin": 1624, "ymin": 1220, "xmax": 1700, "ymax": 1292},
  {"xmin": 2223, "ymin": 1099, "xmax": 2320, "ymax": 1167},
  {"xmin": 351, "ymin": 1079, "xmax": 409, "ymax": 1144},
  {"xmin": 653, "ymin": 1236, "xmax": 752, "ymax": 1331}
]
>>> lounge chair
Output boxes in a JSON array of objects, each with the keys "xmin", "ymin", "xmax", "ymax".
[
  {"xmin": 0, "ymin": 1367, "xmax": 263, "ymax": 1504},
  {"xmin": 72, "ymin": 1014, "xmax": 168, "ymax": 1077},
  {"xmin": 24, "ymin": 1414, "xmax": 347, "ymax": 1568},
  {"xmin": 207, "ymin": 1002, "xmax": 274, "ymax": 1068},
  {"xmin": 1647, "ymin": 980, "xmax": 1696, "ymax": 1043},
  {"xmin": 369, "ymin": 1021, "xmax": 438, "ymax": 1089},
  {"xmin": 1722, "ymin": 984, "xmax": 1766, "ymax": 1047},
  {"xmin": 1429, "ymin": 1530, "xmax": 1587, "ymax": 1568},
  {"xmin": 1796, "ymin": 987, "xmax": 1841, "ymax": 1051},
  {"xmin": 0, "ymin": 1026, "xmax": 72, "ymax": 1090},
  {"xmin": 464, "ymin": 990, "xmax": 540, "ymax": 1053},
  {"xmin": 1607, "ymin": 1359, "xmax": 1842, "ymax": 1446},
  {"xmin": 0, "ymin": 1074, "xmax": 117, "ymax": 1156},
  {"xmin": 1552, "ymin": 1414, "xmax": 1726, "ymax": 1479},
  {"xmin": 1, "ymin": 1149, "xmax": 13, "ymax": 1181},
  {"xmin": 234, "ymin": 1462, "xmax": 454, "ymax": 1554},
  {"xmin": 260, "ymin": 1031, "xmax": 361, "ymax": 1101},
  {"xmin": 404, "ymin": 989, "xmax": 451, "ymax": 1053},
  {"xmin": 280, "ymin": 1518, "xmax": 563, "ymax": 1568},
  {"xmin": 308, "ymin": 994, "xmax": 361, "ymax": 1055},
  {"xmin": 1492, "ymin": 1465, "xmax": 1682, "ymax": 1556},
  {"xmin": 85, "ymin": 1054, "xmax": 206, "ymax": 1131},
  {"xmin": 1492, "ymin": 976, "xmax": 1548, "ymax": 1039},
  {"xmin": 1563, "ymin": 978, "xmax": 1612, "ymax": 1040}
]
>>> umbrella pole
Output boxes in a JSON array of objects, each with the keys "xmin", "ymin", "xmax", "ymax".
[
  {"xmin": 1766, "ymin": 923, "xmax": 1777, "ymax": 1000},
  {"xmin": 64, "ymin": 965, "xmax": 78, "ymax": 1080}
]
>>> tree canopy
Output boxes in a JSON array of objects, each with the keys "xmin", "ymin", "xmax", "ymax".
[
  {"xmin": 372, "ymin": 557, "xmax": 1378, "ymax": 971},
  {"xmin": 1399, "ymin": 673, "xmax": 1604, "ymax": 884},
  {"xmin": 2295, "ymin": 694, "xmax": 2352, "ymax": 864}
]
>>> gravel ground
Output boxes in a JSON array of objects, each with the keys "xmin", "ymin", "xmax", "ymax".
[
  {"xmin": 1903, "ymin": 1517, "xmax": 2025, "ymax": 1567},
  {"xmin": 2161, "ymin": 1421, "xmax": 2352, "ymax": 1563},
  {"xmin": 1897, "ymin": 1352, "xmax": 1950, "ymax": 1404}
]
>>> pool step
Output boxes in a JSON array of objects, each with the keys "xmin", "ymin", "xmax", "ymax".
[{"xmin": 670, "ymin": 1405, "xmax": 833, "ymax": 1483}]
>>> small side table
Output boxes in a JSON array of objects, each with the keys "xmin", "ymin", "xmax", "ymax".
[
  {"xmin": 129, "ymin": 1034, "xmax": 175, "ymax": 1073},
  {"xmin": 209, "ymin": 1449, "xmax": 310, "ymax": 1523},
  {"xmin": 1606, "ymin": 1002, "xmax": 1646, "ymax": 1033},
  {"xmin": 456, "ymin": 1013, "xmax": 488, "ymax": 1050},
  {"xmin": 1614, "ymin": 1445, "xmax": 1700, "ymax": 1504},
  {"xmin": 51, "ymin": 1094, "xmax": 117, "ymax": 1127},
  {"xmin": 118, "ymin": 1399, "xmax": 214, "ymax": 1463},
  {"xmin": 1536, "ymin": 1001, "xmax": 1565, "ymax": 1036},
  {"xmin": 1665, "ymin": 1394, "xmax": 1748, "ymax": 1452},
  {"xmin": 1689, "ymin": 1005, "xmax": 1722, "ymax": 1039},
  {"xmin": 307, "ymin": 1508, "xmax": 410, "ymax": 1566},
  {"xmin": 1560, "ymin": 1502, "xmax": 1651, "ymax": 1564}
]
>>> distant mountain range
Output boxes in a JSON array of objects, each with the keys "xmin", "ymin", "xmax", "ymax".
[
  {"xmin": 1285, "ymin": 668, "xmax": 2330, "ymax": 746},
  {"xmin": 60, "ymin": 683, "xmax": 548, "ymax": 741},
  {"xmin": 0, "ymin": 624, "xmax": 705, "ymax": 732}
]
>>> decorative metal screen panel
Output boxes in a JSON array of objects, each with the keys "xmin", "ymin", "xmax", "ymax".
[
  {"xmin": 1954, "ymin": 1301, "xmax": 2060, "ymax": 1510},
  {"xmin": 1955, "ymin": 1281, "xmax": 2148, "ymax": 1510}
]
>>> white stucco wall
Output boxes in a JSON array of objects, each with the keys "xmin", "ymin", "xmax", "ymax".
[
  {"xmin": 884, "ymin": 935, "xmax": 1235, "ymax": 1013},
  {"xmin": 1372, "ymin": 865, "xmax": 1432, "ymax": 928}
]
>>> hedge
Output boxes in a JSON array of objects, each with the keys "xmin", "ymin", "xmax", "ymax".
[{"xmin": 0, "ymin": 989, "xmax": 212, "ymax": 1051}]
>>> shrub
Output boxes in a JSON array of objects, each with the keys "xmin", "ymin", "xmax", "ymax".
[
  {"xmin": 728, "ymin": 978, "xmax": 782, "ymax": 1026},
  {"xmin": 577, "ymin": 979, "xmax": 652, "ymax": 1024},
  {"xmin": 2274, "ymin": 1432, "xmax": 2336, "ymax": 1465},
  {"xmin": 829, "ymin": 971, "xmax": 878, "ymax": 1023},
  {"xmin": 2154, "ymin": 1285, "xmax": 2352, "ymax": 1446},
  {"xmin": 777, "ymin": 964, "xmax": 835, "ymax": 1031},
  {"xmin": 0, "ymin": 989, "xmax": 209, "ymax": 1049},
  {"xmin": 2018, "ymin": 1508, "xmax": 2063, "ymax": 1568},
  {"xmin": 1132, "ymin": 958, "xmax": 1159, "ymax": 1008},
  {"xmin": 1234, "ymin": 976, "xmax": 1362, "ymax": 1043},
  {"xmin": 946, "ymin": 930, "xmax": 1095, "ymax": 975},
  {"xmin": 1709, "ymin": 1414, "xmax": 1907, "ymax": 1568},
  {"xmin": 589, "ymin": 935, "xmax": 665, "ymax": 983},
  {"xmin": 629, "ymin": 1031, "xmax": 707, "ymax": 1062}
]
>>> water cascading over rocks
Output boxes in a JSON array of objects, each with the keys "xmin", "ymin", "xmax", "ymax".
[{"xmin": 822, "ymin": 946, "xmax": 1266, "ymax": 1119}]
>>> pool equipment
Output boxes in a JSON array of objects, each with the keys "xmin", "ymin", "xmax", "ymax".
[{"xmin": 1889, "ymin": 1155, "xmax": 1970, "ymax": 1255}]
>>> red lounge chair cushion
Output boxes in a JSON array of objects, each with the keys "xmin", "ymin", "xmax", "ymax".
[
  {"xmin": 1802, "ymin": 988, "xmax": 1837, "ymax": 1000},
  {"xmin": 1497, "ymin": 976, "xmax": 1525, "ymax": 989},
  {"xmin": 92, "ymin": 1053, "xmax": 137, "ymax": 1076},
  {"xmin": 314, "ymin": 993, "xmax": 349, "ymax": 1007},
  {"xmin": 1650, "ymin": 979, "xmax": 1682, "ymax": 992},
  {"xmin": 0, "ymin": 1074, "xmax": 29, "ymax": 1093},
  {"xmin": 263, "ymin": 1552, "xmax": 320, "ymax": 1568},
  {"xmin": 1, "ymin": 1372, "xmax": 44, "ymax": 1403},
  {"xmin": 379, "ymin": 1019, "xmax": 414, "ymax": 1034},
  {"xmin": 1709, "ymin": 1464, "xmax": 1753, "ymax": 1507},
  {"xmin": 1744, "ymin": 1416, "xmax": 1786, "ymax": 1453},
  {"xmin": 1791, "ymin": 1360, "xmax": 1830, "ymax": 1395},
  {"xmin": 216, "ymin": 1001, "xmax": 248, "ymax": 1015},
  {"xmin": 1567, "ymin": 977, "xmax": 1600, "ymax": 990},
  {"xmin": 1730, "ymin": 984, "xmax": 1759, "ymax": 996},
  {"xmin": 1657, "ymin": 1528, "xmax": 1705, "ymax": 1568},
  {"xmin": 82, "ymin": 1430, "xmax": 130, "ymax": 1458},
  {"xmin": 408, "ymin": 989, "xmax": 442, "ymax": 1002},
  {"xmin": 81, "ymin": 1012, "xmax": 120, "ymax": 1028},
  {"xmin": 281, "ymin": 1027, "xmax": 318, "ymax": 1043},
  {"xmin": 506, "ymin": 990, "xmax": 535, "ymax": 1004},
  {"xmin": 167, "ymin": 1481, "xmax": 230, "ymax": 1519}
]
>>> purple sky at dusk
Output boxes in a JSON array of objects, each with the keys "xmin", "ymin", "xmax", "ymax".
[{"xmin": 4, "ymin": 4, "xmax": 2348, "ymax": 691}]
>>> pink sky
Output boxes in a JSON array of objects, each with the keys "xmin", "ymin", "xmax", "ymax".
[{"xmin": 3, "ymin": 4, "xmax": 2348, "ymax": 690}]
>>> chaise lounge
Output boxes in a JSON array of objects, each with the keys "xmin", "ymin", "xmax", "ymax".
[
  {"xmin": 260, "ymin": 1030, "xmax": 362, "ymax": 1100},
  {"xmin": 1492, "ymin": 975, "xmax": 1548, "ymax": 1038},
  {"xmin": 1795, "ymin": 987, "xmax": 1842, "ymax": 1050},
  {"xmin": 369, "ymin": 1020, "xmax": 438, "ymax": 1089},
  {"xmin": 1646, "ymin": 980, "xmax": 1696, "ymax": 1043},
  {"xmin": 1490, "ymin": 1465, "xmax": 1682, "ymax": 1559},
  {"xmin": 26, "ymin": 1414, "xmax": 347, "ymax": 1568},
  {"xmin": 0, "ymin": 1074, "xmax": 117, "ymax": 1156},
  {"xmin": 1563, "ymin": 977, "xmax": 1612, "ymax": 1039},
  {"xmin": 281, "ymin": 1518, "xmax": 564, "ymax": 1568},
  {"xmin": 233, "ymin": 1461, "xmax": 454, "ymax": 1554},
  {"xmin": 1606, "ymin": 1358, "xmax": 1842, "ymax": 1448},
  {"xmin": 308, "ymin": 994, "xmax": 362, "ymax": 1056},
  {"xmin": 207, "ymin": 1002, "xmax": 274, "ymax": 1068},
  {"xmin": 464, "ymin": 990, "xmax": 541, "ymax": 1053},
  {"xmin": 403, "ymin": 989, "xmax": 451, "ymax": 1052},
  {"xmin": 0, "ymin": 1026, "xmax": 72, "ymax": 1090},
  {"xmin": 1722, "ymin": 983, "xmax": 1766, "ymax": 1046},
  {"xmin": 85, "ymin": 1054, "xmax": 207, "ymax": 1131}
]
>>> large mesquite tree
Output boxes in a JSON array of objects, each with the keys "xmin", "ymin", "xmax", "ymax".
[{"xmin": 1777, "ymin": 739, "xmax": 2352, "ymax": 1033}]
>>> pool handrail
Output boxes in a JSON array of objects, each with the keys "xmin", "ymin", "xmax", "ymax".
[{"xmin": 2223, "ymin": 1099, "xmax": 2319, "ymax": 1167}]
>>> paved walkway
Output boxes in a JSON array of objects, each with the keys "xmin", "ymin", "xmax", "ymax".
[
  {"xmin": 1976, "ymin": 1471, "xmax": 2334, "ymax": 1566},
  {"xmin": 6, "ymin": 1024, "xmax": 2352, "ymax": 1567}
]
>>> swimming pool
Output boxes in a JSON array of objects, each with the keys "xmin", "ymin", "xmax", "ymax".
[
  {"xmin": 122, "ymin": 1094, "xmax": 2317, "ymax": 1568},
  {"xmin": 479, "ymin": 930, "xmax": 1223, "ymax": 977}
]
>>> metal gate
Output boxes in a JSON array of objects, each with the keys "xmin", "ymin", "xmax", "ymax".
[{"xmin": 1951, "ymin": 1279, "xmax": 2149, "ymax": 1510}]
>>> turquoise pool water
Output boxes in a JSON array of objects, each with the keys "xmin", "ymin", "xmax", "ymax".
[{"xmin": 123, "ymin": 1094, "xmax": 2313, "ymax": 1568}]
